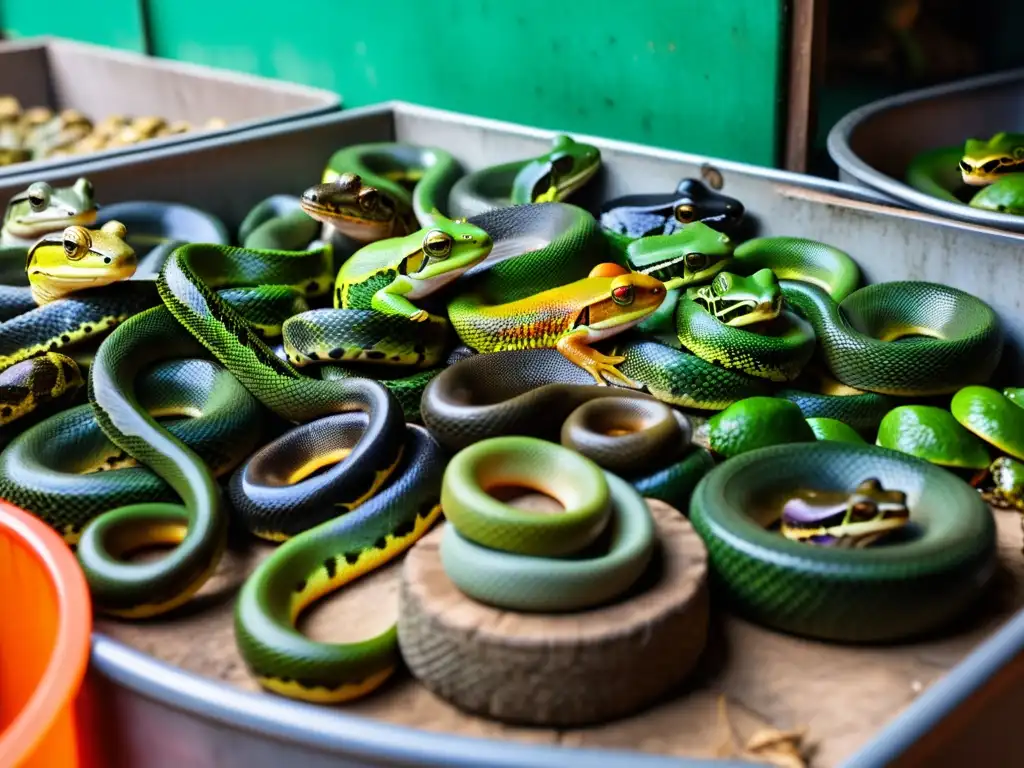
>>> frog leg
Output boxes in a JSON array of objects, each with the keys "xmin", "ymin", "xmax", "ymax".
[
  {"xmin": 371, "ymin": 278, "xmax": 432, "ymax": 323},
  {"xmin": 556, "ymin": 328, "xmax": 638, "ymax": 388}
]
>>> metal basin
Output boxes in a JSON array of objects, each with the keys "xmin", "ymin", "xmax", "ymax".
[
  {"xmin": 7, "ymin": 101, "xmax": 1024, "ymax": 767},
  {"xmin": 827, "ymin": 67, "xmax": 1024, "ymax": 232}
]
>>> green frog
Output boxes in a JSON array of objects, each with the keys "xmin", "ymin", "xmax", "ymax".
[
  {"xmin": 1, "ymin": 177, "xmax": 98, "ymax": 248},
  {"xmin": 959, "ymin": 132, "xmax": 1024, "ymax": 187},
  {"xmin": 283, "ymin": 214, "xmax": 492, "ymax": 368},
  {"xmin": 689, "ymin": 268, "xmax": 782, "ymax": 328}
]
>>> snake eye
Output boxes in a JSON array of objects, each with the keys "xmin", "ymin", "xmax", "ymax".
[
  {"xmin": 423, "ymin": 230, "xmax": 453, "ymax": 258},
  {"xmin": 26, "ymin": 182, "xmax": 51, "ymax": 212},
  {"xmin": 611, "ymin": 283, "xmax": 634, "ymax": 305},
  {"xmin": 684, "ymin": 252, "xmax": 708, "ymax": 270},
  {"xmin": 61, "ymin": 226, "xmax": 89, "ymax": 260},
  {"xmin": 358, "ymin": 188, "xmax": 378, "ymax": 210},
  {"xmin": 674, "ymin": 204, "xmax": 696, "ymax": 223},
  {"xmin": 550, "ymin": 154, "xmax": 575, "ymax": 177}
]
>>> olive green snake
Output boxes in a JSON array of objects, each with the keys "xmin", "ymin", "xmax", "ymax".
[{"xmin": 0, "ymin": 137, "xmax": 1011, "ymax": 702}]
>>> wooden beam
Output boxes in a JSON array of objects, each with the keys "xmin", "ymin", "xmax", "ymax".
[{"xmin": 784, "ymin": 0, "xmax": 828, "ymax": 172}]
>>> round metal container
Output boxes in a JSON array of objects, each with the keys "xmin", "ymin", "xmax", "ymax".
[{"xmin": 827, "ymin": 67, "xmax": 1024, "ymax": 233}]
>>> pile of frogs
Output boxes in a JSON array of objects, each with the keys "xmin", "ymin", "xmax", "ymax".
[{"xmin": 0, "ymin": 135, "xmax": 1016, "ymax": 708}]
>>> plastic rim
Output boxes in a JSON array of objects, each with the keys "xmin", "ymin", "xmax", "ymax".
[{"xmin": 0, "ymin": 500, "xmax": 92, "ymax": 766}]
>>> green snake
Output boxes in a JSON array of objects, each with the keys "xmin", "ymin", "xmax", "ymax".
[
  {"xmin": 0, "ymin": 137, "xmax": 1013, "ymax": 706},
  {"xmin": 439, "ymin": 436, "xmax": 655, "ymax": 613},
  {"xmin": 689, "ymin": 440, "xmax": 997, "ymax": 642}
]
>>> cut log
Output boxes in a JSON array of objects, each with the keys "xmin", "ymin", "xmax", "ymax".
[{"xmin": 396, "ymin": 500, "xmax": 709, "ymax": 727}]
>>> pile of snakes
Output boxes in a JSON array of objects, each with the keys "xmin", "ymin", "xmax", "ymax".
[{"xmin": 0, "ymin": 134, "xmax": 1011, "ymax": 706}]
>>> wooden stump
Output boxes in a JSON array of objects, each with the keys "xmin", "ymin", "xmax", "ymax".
[{"xmin": 396, "ymin": 500, "xmax": 709, "ymax": 727}]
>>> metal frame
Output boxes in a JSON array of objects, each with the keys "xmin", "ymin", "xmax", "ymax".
[
  {"xmin": 5, "ymin": 100, "xmax": 1024, "ymax": 766},
  {"xmin": 826, "ymin": 66, "xmax": 1024, "ymax": 233}
]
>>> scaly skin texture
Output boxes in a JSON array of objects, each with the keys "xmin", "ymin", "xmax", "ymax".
[
  {"xmin": 448, "ymin": 263, "xmax": 668, "ymax": 387},
  {"xmin": 149, "ymin": 242, "xmax": 449, "ymax": 704},
  {"xmin": 0, "ymin": 177, "xmax": 97, "ymax": 247},
  {"xmin": 439, "ymin": 438, "xmax": 654, "ymax": 612},
  {"xmin": 0, "ymin": 351, "xmax": 82, "ymax": 427},
  {"xmin": 0, "ymin": 357, "xmax": 263, "ymax": 545},
  {"xmin": 447, "ymin": 134, "xmax": 601, "ymax": 219},
  {"xmin": 781, "ymin": 279, "xmax": 1004, "ymax": 395},
  {"xmin": 689, "ymin": 441, "xmax": 997, "ymax": 642}
]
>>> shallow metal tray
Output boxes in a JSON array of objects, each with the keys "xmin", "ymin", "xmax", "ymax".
[
  {"xmin": 0, "ymin": 36, "xmax": 341, "ymax": 179},
  {"xmin": 6, "ymin": 102, "xmax": 1024, "ymax": 767},
  {"xmin": 827, "ymin": 67, "xmax": 1024, "ymax": 232}
]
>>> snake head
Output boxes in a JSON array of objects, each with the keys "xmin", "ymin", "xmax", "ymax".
[{"xmin": 511, "ymin": 134, "xmax": 602, "ymax": 205}]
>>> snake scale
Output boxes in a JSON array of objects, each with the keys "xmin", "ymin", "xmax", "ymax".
[{"xmin": 0, "ymin": 134, "xmax": 1008, "ymax": 701}]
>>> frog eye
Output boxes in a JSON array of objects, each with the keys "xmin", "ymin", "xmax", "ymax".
[
  {"xmin": 611, "ymin": 283, "xmax": 634, "ymax": 305},
  {"xmin": 674, "ymin": 204, "xmax": 696, "ymax": 223},
  {"xmin": 684, "ymin": 252, "xmax": 708, "ymax": 270},
  {"xmin": 550, "ymin": 154, "xmax": 575, "ymax": 176},
  {"xmin": 76, "ymin": 177, "xmax": 94, "ymax": 199},
  {"xmin": 423, "ymin": 230, "xmax": 453, "ymax": 258},
  {"xmin": 62, "ymin": 226, "xmax": 89, "ymax": 260},
  {"xmin": 848, "ymin": 501, "xmax": 877, "ymax": 523},
  {"xmin": 358, "ymin": 188, "xmax": 378, "ymax": 210},
  {"xmin": 1014, "ymin": 146, "xmax": 1024, "ymax": 160},
  {"xmin": 101, "ymin": 220, "xmax": 127, "ymax": 239},
  {"xmin": 27, "ymin": 182, "xmax": 51, "ymax": 211}
]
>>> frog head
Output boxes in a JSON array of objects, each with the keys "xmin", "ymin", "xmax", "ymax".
[
  {"xmin": 960, "ymin": 132, "xmax": 1024, "ymax": 186},
  {"xmin": 300, "ymin": 172, "xmax": 404, "ymax": 243},
  {"xmin": 626, "ymin": 221, "xmax": 734, "ymax": 285},
  {"xmin": 669, "ymin": 179, "xmax": 745, "ymax": 232},
  {"xmin": 692, "ymin": 268, "xmax": 782, "ymax": 327},
  {"xmin": 512, "ymin": 134, "xmax": 601, "ymax": 204},
  {"xmin": 400, "ymin": 214, "xmax": 493, "ymax": 297},
  {"xmin": 581, "ymin": 263, "xmax": 668, "ymax": 332},
  {"xmin": 27, "ymin": 219, "xmax": 137, "ymax": 305},
  {"xmin": 3, "ymin": 177, "xmax": 98, "ymax": 243},
  {"xmin": 780, "ymin": 478, "xmax": 911, "ymax": 548}
]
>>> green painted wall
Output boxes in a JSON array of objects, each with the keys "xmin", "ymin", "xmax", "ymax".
[
  {"xmin": 1, "ymin": 0, "xmax": 788, "ymax": 166},
  {"xmin": 0, "ymin": 0, "xmax": 147, "ymax": 53}
]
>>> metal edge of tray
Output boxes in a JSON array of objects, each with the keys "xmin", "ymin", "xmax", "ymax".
[
  {"xmin": 33, "ymin": 99, "xmax": 1024, "ymax": 765},
  {"xmin": 840, "ymin": 607, "xmax": 1024, "ymax": 768},
  {"xmin": 0, "ymin": 35, "xmax": 343, "ymax": 180},
  {"xmin": 89, "ymin": 636, "xmax": 754, "ymax": 768},
  {"xmin": 825, "ymin": 66, "xmax": 1024, "ymax": 233}
]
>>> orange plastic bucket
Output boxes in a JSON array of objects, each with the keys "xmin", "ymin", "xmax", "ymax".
[{"xmin": 0, "ymin": 499, "xmax": 94, "ymax": 768}]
